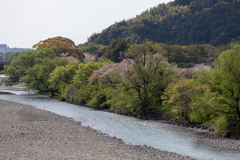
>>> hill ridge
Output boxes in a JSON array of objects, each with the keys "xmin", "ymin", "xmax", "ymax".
[{"xmin": 88, "ymin": 0, "xmax": 240, "ymax": 46}]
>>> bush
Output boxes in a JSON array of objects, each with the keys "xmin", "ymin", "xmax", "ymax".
[{"xmin": 162, "ymin": 78, "xmax": 208, "ymax": 122}]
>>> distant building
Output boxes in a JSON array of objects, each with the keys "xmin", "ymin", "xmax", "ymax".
[
  {"xmin": 0, "ymin": 44, "xmax": 7, "ymax": 54},
  {"xmin": 7, "ymin": 47, "xmax": 29, "ymax": 53},
  {"xmin": 0, "ymin": 44, "xmax": 31, "ymax": 54}
]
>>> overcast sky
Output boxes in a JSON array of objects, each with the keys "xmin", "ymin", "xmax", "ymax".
[{"xmin": 0, "ymin": 0, "xmax": 172, "ymax": 48}]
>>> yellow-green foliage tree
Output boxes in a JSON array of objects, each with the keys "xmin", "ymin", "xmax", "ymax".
[
  {"xmin": 33, "ymin": 36, "xmax": 85, "ymax": 62},
  {"xmin": 73, "ymin": 61, "xmax": 107, "ymax": 87},
  {"xmin": 54, "ymin": 60, "xmax": 111, "ymax": 104},
  {"xmin": 162, "ymin": 79, "xmax": 209, "ymax": 122},
  {"xmin": 191, "ymin": 44, "xmax": 240, "ymax": 133},
  {"xmin": 125, "ymin": 42, "xmax": 165, "ymax": 59},
  {"xmin": 97, "ymin": 46, "xmax": 108, "ymax": 57},
  {"xmin": 125, "ymin": 45, "xmax": 175, "ymax": 118},
  {"xmin": 48, "ymin": 61, "xmax": 79, "ymax": 99}
]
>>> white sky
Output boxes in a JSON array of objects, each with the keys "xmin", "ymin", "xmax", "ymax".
[{"xmin": 0, "ymin": 0, "xmax": 172, "ymax": 48}]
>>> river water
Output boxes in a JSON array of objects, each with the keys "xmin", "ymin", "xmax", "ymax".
[{"xmin": 0, "ymin": 90, "xmax": 239, "ymax": 160}]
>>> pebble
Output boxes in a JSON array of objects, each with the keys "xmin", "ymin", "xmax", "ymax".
[{"xmin": 0, "ymin": 99, "xmax": 194, "ymax": 160}]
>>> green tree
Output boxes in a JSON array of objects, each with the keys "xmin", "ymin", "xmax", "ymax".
[
  {"xmin": 1, "ymin": 52, "xmax": 20, "ymax": 62},
  {"xmin": 105, "ymin": 84, "xmax": 135, "ymax": 114},
  {"xmin": 174, "ymin": 0, "xmax": 194, "ymax": 6},
  {"xmin": 4, "ymin": 49, "xmax": 55, "ymax": 85},
  {"xmin": 191, "ymin": 44, "xmax": 240, "ymax": 133},
  {"xmin": 105, "ymin": 39, "xmax": 129, "ymax": 62},
  {"xmin": 88, "ymin": 0, "xmax": 240, "ymax": 46},
  {"xmin": 20, "ymin": 57, "xmax": 67, "ymax": 95},
  {"xmin": 97, "ymin": 46, "xmax": 108, "ymax": 57},
  {"xmin": 48, "ymin": 61, "xmax": 79, "ymax": 98},
  {"xmin": 73, "ymin": 61, "xmax": 107, "ymax": 88},
  {"xmin": 64, "ymin": 61, "xmax": 110, "ymax": 104},
  {"xmin": 81, "ymin": 42, "xmax": 101, "ymax": 54},
  {"xmin": 4, "ymin": 48, "xmax": 67, "ymax": 95},
  {"xmin": 126, "ymin": 42, "xmax": 165, "ymax": 59},
  {"xmin": 162, "ymin": 79, "xmax": 209, "ymax": 122},
  {"xmin": 125, "ymin": 45, "xmax": 175, "ymax": 118}
]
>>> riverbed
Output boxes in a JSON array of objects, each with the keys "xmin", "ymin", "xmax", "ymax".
[
  {"xmin": 0, "ymin": 91, "xmax": 240, "ymax": 160},
  {"xmin": 1, "ymin": 99, "xmax": 192, "ymax": 160}
]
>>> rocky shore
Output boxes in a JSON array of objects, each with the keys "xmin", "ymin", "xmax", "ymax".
[{"xmin": 0, "ymin": 99, "xmax": 194, "ymax": 160}]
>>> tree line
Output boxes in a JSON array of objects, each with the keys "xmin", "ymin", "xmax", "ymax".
[
  {"xmin": 2, "ymin": 37, "xmax": 240, "ymax": 136},
  {"xmin": 83, "ymin": 39, "xmax": 220, "ymax": 65}
]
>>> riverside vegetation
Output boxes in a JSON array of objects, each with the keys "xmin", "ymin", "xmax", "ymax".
[{"xmin": 2, "ymin": 35, "xmax": 240, "ymax": 136}]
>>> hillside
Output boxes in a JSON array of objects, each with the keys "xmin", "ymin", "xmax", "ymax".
[{"xmin": 88, "ymin": 0, "xmax": 240, "ymax": 46}]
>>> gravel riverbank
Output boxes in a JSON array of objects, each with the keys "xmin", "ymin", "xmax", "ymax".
[{"xmin": 0, "ymin": 99, "xmax": 194, "ymax": 160}]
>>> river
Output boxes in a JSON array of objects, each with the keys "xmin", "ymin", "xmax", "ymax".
[{"xmin": 0, "ymin": 90, "xmax": 239, "ymax": 160}]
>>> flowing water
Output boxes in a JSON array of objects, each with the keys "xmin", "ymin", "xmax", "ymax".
[{"xmin": 0, "ymin": 90, "xmax": 239, "ymax": 160}]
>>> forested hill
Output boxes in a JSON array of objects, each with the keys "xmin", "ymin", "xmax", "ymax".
[{"xmin": 88, "ymin": 0, "xmax": 240, "ymax": 46}]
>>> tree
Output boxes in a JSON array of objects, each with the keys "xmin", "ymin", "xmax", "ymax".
[
  {"xmin": 4, "ymin": 48, "xmax": 68, "ymax": 95},
  {"xmin": 81, "ymin": 42, "xmax": 101, "ymax": 54},
  {"xmin": 20, "ymin": 57, "xmax": 67, "ymax": 95},
  {"xmin": 126, "ymin": 42, "xmax": 165, "ymax": 59},
  {"xmin": 73, "ymin": 61, "xmax": 110, "ymax": 88},
  {"xmin": 61, "ymin": 61, "xmax": 108, "ymax": 104},
  {"xmin": 125, "ymin": 45, "xmax": 175, "ymax": 118},
  {"xmin": 4, "ymin": 49, "xmax": 55, "ymax": 85},
  {"xmin": 1, "ymin": 52, "xmax": 20, "ymax": 62},
  {"xmin": 88, "ymin": 33, "xmax": 101, "ymax": 42},
  {"xmin": 174, "ymin": 0, "xmax": 194, "ymax": 6},
  {"xmin": 48, "ymin": 61, "xmax": 79, "ymax": 98},
  {"xmin": 104, "ymin": 39, "xmax": 129, "ymax": 62},
  {"xmin": 88, "ymin": 0, "xmax": 240, "ymax": 46},
  {"xmin": 97, "ymin": 46, "xmax": 108, "ymax": 57},
  {"xmin": 33, "ymin": 36, "xmax": 85, "ymax": 62},
  {"xmin": 162, "ymin": 79, "xmax": 208, "ymax": 122},
  {"xmin": 191, "ymin": 44, "xmax": 240, "ymax": 133}
]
